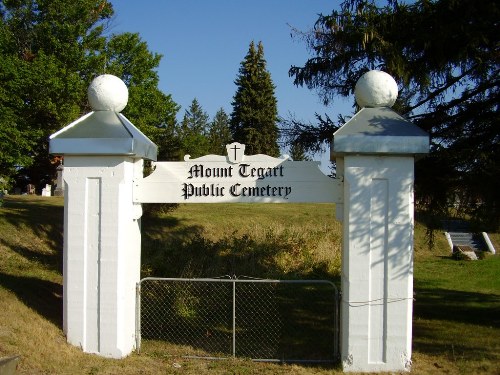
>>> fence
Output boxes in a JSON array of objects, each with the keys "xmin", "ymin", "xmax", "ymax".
[{"xmin": 136, "ymin": 276, "xmax": 340, "ymax": 363}]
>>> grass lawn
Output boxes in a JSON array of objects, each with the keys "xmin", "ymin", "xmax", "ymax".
[
  {"xmin": 412, "ymin": 252, "xmax": 500, "ymax": 374},
  {"xmin": 0, "ymin": 196, "xmax": 499, "ymax": 374}
]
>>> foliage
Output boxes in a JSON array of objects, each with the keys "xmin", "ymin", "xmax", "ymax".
[
  {"xmin": 286, "ymin": 0, "xmax": 500, "ymax": 228},
  {"xmin": 0, "ymin": 0, "xmax": 179, "ymax": 191},
  {"xmin": 177, "ymin": 98, "xmax": 211, "ymax": 159},
  {"xmin": 288, "ymin": 142, "xmax": 310, "ymax": 161},
  {"xmin": 230, "ymin": 41, "xmax": 280, "ymax": 156},
  {"xmin": 0, "ymin": 0, "xmax": 111, "ymax": 186},
  {"xmin": 104, "ymin": 32, "xmax": 180, "ymax": 160},
  {"xmin": 280, "ymin": 113, "xmax": 343, "ymax": 156},
  {"xmin": 208, "ymin": 108, "xmax": 232, "ymax": 155}
]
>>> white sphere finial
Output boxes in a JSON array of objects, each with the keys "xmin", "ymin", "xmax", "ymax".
[
  {"xmin": 354, "ymin": 70, "xmax": 398, "ymax": 108},
  {"xmin": 87, "ymin": 74, "xmax": 128, "ymax": 112}
]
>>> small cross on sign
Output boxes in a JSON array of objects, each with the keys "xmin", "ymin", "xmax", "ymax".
[
  {"xmin": 226, "ymin": 142, "xmax": 245, "ymax": 163},
  {"xmin": 231, "ymin": 144, "xmax": 240, "ymax": 160}
]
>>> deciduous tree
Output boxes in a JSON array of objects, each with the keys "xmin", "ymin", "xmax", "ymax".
[
  {"xmin": 104, "ymin": 32, "xmax": 180, "ymax": 160},
  {"xmin": 0, "ymin": 0, "xmax": 179, "ymax": 191},
  {"xmin": 0, "ymin": 0, "xmax": 110, "ymax": 188}
]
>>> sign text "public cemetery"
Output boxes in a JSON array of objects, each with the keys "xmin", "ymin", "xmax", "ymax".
[{"xmin": 182, "ymin": 163, "xmax": 292, "ymax": 200}]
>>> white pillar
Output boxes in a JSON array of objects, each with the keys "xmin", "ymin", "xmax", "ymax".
[
  {"xmin": 50, "ymin": 75, "xmax": 157, "ymax": 358},
  {"xmin": 332, "ymin": 71, "xmax": 429, "ymax": 372},
  {"xmin": 63, "ymin": 156, "xmax": 143, "ymax": 358},
  {"xmin": 339, "ymin": 155, "xmax": 414, "ymax": 372}
]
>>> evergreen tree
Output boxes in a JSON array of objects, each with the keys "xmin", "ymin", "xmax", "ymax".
[
  {"xmin": 208, "ymin": 108, "xmax": 232, "ymax": 155},
  {"xmin": 289, "ymin": 142, "xmax": 310, "ymax": 161},
  {"xmin": 178, "ymin": 98, "xmax": 210, "ymax": 159},
  {"xmin": 287, "ymin": 0, "xmax": 499, "ymax": 228},
  {"xmin": 230, "ymin": 41, "xmax": 280, "ymax": 156}
]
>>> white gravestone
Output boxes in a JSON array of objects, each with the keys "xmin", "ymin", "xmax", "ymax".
[{"xmin": 41, "ymin": 184, "xmax": 52, "ymax": 196}]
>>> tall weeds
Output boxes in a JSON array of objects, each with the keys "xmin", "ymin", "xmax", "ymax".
[{"xmin": 141, "ymin": 206, "xmax": 342, "ymax": 280}]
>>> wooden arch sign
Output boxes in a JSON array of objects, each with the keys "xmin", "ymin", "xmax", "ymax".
[{"xmin": 133, "ymin": 143, "xmax": 343, "ymax": 204}]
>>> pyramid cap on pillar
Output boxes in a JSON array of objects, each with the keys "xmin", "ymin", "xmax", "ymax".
[
  {"xmin": 331, "ymin": 70, "xmax": 429, "ymax": 158},
  {"xmin": 49, "ymin": 74, "xmax": 157, "ymax": 161}
]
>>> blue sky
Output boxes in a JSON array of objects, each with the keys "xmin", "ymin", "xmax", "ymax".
[
  {"xmin": 110, "ymin": 1, "xmax": 352, "ymax": 121},
  {"xmin": 109, "ymin": 1, "xmax": 353, "ymax": 167}
]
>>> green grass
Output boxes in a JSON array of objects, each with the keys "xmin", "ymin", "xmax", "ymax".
[
  {"xmin": 141, "ymin": 202, "xmax": 342, "ymax": 279},
  {"xmin": 412, "ymin": 253, "xmax": 500, "ymax": 374},
  {"xmin": 1, "ymin": 196, "xmax": 499, "ymax": 374}
]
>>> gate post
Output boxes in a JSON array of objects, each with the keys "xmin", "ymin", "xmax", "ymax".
[
  {"xmin": 49, "ymin": 75, "xmax": 157, "ymax": 358},
  {"xmin": 332, "ymin": 71, "xmax": 429, "ymax": 372}
]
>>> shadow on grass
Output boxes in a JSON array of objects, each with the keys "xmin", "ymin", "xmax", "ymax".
[
  {"xmin": 0, "ymin": 237, "xmax": 59, "ymax": 271},
  {"xmin": 413, "ymin": 286, "xmax": 500, "ymax": 362},
  {"xmin": 0, "ymin": 197, "xmax": 64, "ymax": 328},
  {"xmin": 0, "ymin": 271, "xmax": 62, "ymax": 328},
  {"xmin": 1, "ymin": 196, "xmax": 63, "ymax": 274},
  {"xmin": 414, "ymin": 286, "xmax": 500, "ymax": 328}
]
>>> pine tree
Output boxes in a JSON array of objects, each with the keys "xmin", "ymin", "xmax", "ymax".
[
  {"xmin": 287, "ymin": 0, "xmax": 499, "ymax": 228},
  {"xmin": 208, "ymin": 108, "xmax": 232, "ymax": 155},
  {"xmin": 289, "ymin": 142, "xmax": 310, "ymax": 161},
  {"xmin": 230, "ymin": 41, "xmax": 280, "ymax": 156},
  {"xmin": 178, "ymin": 98, "xmax": 210, "ymax": 159}
]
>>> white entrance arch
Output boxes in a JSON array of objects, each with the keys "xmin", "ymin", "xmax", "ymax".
[{"xmin": 49, "ymin": 72, "xmax": 428, "ymax": 372}]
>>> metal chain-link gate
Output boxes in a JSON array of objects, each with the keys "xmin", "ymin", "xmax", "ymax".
[{"xmin": 136, "ymin": 277, "xmax": 339, "ymax": 363}]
